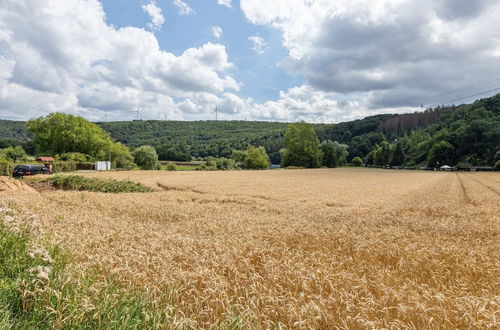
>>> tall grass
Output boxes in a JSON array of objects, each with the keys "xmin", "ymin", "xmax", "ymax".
[{"xmin": 0, "ymin": 203, "xmax": 174, "ymax": 328}]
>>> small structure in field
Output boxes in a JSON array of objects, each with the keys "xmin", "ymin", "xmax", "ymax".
[
  {"xmin": 37, "ymin": 156, "xmax": 55, "ymax": 172},
  {"xmin": 439, "ymin": 165, "xmax": 455, "ymax": 171},
  {"xmin": 95, "ymin": 161, "xmax": 111, "ymax": 171}
]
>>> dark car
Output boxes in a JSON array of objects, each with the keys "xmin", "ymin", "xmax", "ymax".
[{"xmin": 13, "ymin": 164, "xmax": 51, "ymax": 177}]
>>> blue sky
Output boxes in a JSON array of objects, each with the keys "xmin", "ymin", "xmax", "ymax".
[
  {"xmin": 102, "ymin": 0, "xmax": 303, "ymax": 103},
  {"xmin": 0, "ymin": 0, "xmax": 499, "ymax": 122}
]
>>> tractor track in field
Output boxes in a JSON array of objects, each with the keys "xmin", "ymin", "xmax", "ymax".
[
  {"xmin": 455, "ymin": 173, "xmax": 474, "ymax": 205},
  {"xmin": 463, "ymin": 173, "xmax": 500, "ymax": 197}
]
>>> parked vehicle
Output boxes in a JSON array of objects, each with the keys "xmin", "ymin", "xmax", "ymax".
[{"xmin": 13, "ymin": 164, "xmax": 51, "ymax": 177}]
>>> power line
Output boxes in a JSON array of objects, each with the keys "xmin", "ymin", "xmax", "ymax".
[
  {"xmin": 426, "ymin": 86, "xmax": 500, "ymax": 108},
  {"xmin": 430, "ymin": 78, "xmax": 500, "ymax": 99}
]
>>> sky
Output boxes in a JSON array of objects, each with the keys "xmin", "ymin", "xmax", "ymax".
[{"xmin": 0, "ymin": 0, "xmax": 500, "ymax": 123}]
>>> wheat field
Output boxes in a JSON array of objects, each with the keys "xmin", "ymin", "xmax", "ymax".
[{"xmin": 2, "ymin": 168, "xmax": 499, "ymax": 328}]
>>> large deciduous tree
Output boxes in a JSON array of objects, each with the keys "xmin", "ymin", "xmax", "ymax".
[
  {"xmin": 427, "ymin": 141, "xmax": 455, "ymax": 167},
  {"xmin": 320, "ymin": 140, "xmax": 348, "ymax": 168},
  {"xmin": 27, "ymin": 113, "xmax": 112, "ymax": 158},
  {"xmin": 281, "ymin": 122, "xmax": 322, "ymax": 168},
  {"xmin": 133, "ymin": 146, "xmax": 158, "ymax": 170}
]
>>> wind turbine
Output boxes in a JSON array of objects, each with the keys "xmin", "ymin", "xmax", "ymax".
[
  {"xmin": 135, "ymin": 106, "xmax": 141, "ymax": 120},
  {"xmin": 214, "ymin": 106, "xmax": 218, "ymax": 121}
]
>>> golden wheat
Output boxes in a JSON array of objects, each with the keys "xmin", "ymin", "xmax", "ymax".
[{"xmin": 2, "ymin": 168, "xmax": 499, "ymax": 328}]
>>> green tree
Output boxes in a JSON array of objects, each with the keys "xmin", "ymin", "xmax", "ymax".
[
  {"xmin": 57, "ymin": 152, "xmax": 88, "ymax": 162},
  {"xmin": 351, "ymin": 156, "xmax": 363, "ymax": 167},
  {"xmin": 2, "ymin": 146, "xmax": 27, "ymax": 163},
  {"xmin": 27, "ymin": 113, "xmax": 112, "ymax": 158},
  {"xmin": 390, "ymin": 142, "xmax": 405, "ymax": 166},
  {"xmin": 427, "ymin": 141, "xmax": 455, "ymax": 167},
  {"xmin": 110, "ymin": 142, "xmax": 134, "ymax": 169},
  {"xmin": 373, "ymin": 142, "xmax": 391, "ymax": 167},
  {"xmin": 320, "ymin": 140, "xmax": 348, "ymax": 168},
  {"xmin": 281, "ymin": 122, "xmax": 323, "ymax": 168},
  {"xmin": 133, "ymin": 146, "xmax": 158, "ymax": 170},
  {"xmin": 231, "ymin": 149, "xmax": 247, "ymax": 164},
  {"xmin": 243, "ymin": 146, "xmax": 270, "ymax": 169}
]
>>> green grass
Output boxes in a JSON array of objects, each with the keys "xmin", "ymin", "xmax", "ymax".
[
  {"xmin": 0, "ymin": 211, "xmax": 176, "ymax": 329},
  {"xmin": 43, "ymin": 175, "xmax": 152, "ymax": 193}
]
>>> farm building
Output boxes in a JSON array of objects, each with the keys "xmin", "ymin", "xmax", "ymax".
[{"xmin": 37, "ymin": 156, "xmax": 55, "ymax": 172}]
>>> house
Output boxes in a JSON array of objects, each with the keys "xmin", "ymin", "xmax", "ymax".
[{"xmin": 37, "ymin": 156, "xmax": 55, "ymax": 172}]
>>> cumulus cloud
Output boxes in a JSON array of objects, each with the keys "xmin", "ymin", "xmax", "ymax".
[
  {"xmin": 240, "ymin": 0, "xmax": 500, "ymax": 109},
  {"xmin": 173, "ymin": 0, "xmax": 195, "ymax": 16},
  {"xmin": 142, "ymin": 1, "xmax": 165, "ymax": 31},
  {"xmin": 248, "ymin": 36, "xmax": 266, "ymax": 54},
  {"xmin": 0, "ymin": 0, "xmax": 238, "ymax": 121},
  {"xmin": 217, "ymin": 0, "xmax": 232, "ymax": 8},
  {"xmin": 211, "ymin": 26, "xmax": 223, "ymax": 40}
]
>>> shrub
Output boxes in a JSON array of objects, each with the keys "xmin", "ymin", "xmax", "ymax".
[
  {"xmin": 166, "ymin": 162, "xmax": 177, "ymax": 171},
  {"xmin": 243, "ymin": 146, "xmax": 270, "ymax": 169},
  {"xmin": 231, "ymin": 146, "xmax": 270, "ymax": 170},
  {"xmin": 133, "ymin": 146, "xmax": 158, "ymax": 170},
  {"xmin": 495, "ymin": 160, "xmax": 500, "ymax": 170},
  {"xmin": 351, "ymin": 156, "xmax": 364, "ymax": 167},
  {"xmin": 0, "ymin": 160, "xmax": 14, "ymax": 176},
  {"xmin": 1, "ymin": 146, "xmax": 27, "ymax": 163},
  {"xmin": 44, "ymin": 175, "xmax": 152, "ymax": 193},
  {"xmin": 52, "ymin": 162, "xmax": 77, "ymax": 173},
  {"xmin": 216, "ymin": 158, "xmax": 235, "ymax": 170}
]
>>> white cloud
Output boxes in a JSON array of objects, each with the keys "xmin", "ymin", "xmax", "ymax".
[
  {"xmin": 217, "ymin": 0, "xmax": 232, "ymax": 8},
  {"xmin": 173, "ymin": 0, "xmax": 195, "ymax": 16},
  {"xmin": 211, "ymin": 26, "xmax": 223, "ymax": 40},
  {"xmin": 0, "ymin": 0, "xmax": 238, "ymax": 121},
  {"xmin": 142, "ymin": 1, "xmax": 165, "ymax": 31},
  {"xmin": 248, "ymin": 36, "xmax": 266, "ymax": 54},
  {"xmin": 240, "ymin": 0, "xmax": 500, "ymax": 109}
]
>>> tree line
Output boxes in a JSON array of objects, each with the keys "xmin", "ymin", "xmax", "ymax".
[{"xmin": 1, "ymin": 93, "xmax": 499, "ymax": 169}]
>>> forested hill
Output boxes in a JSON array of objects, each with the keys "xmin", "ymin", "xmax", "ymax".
[{"xmin": 0, "ymin": 94, "xmax": 499, "ymax": 166}]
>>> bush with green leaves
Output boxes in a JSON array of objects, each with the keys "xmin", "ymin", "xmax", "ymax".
[
  {"xmin": 0, "ymin": 146, "xmax": 27, "ymax": 163},
  {"xmin": 133, "ymin": 146, "xmax": 158, "ymax": 170},
  {"xmin": 215, "ymin": 158, "xmax": 236, "ymax": 170},
  {"xmin": 495, "ymin": 160, "xmax": 500, "ymax": 170},
  {"xmin": 243, "ymin": 146, "xmax": 270, "ymax": 169},
  {"xmin": 351, "ymin": 156, "xmax": 364, "ymax": 167},
  {"xmin": 166, "ymin": 162, "xmax": 177, "ymax": 171},
  {"xmin": 0, "ymin": 160, "xmax": 14, "ymax": 176},
  {"xmin": 52, "ymin": 161, "xmax": 77, "ymax": 173},
  {"xmin": 44, "ymin": 175, "xmax": 152, "ymax": 193}
]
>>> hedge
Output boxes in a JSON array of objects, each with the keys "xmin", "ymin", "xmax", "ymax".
[
  {"xmin": 0, "ymin": 160, "xmax": 14, "ymax": 176},
  {"xmin": 52, "ymin": 162, "xmax": 77, "ymax": 173}
]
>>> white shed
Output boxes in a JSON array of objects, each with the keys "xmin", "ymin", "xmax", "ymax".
[{"xmin": 95, "ymin": 161, "xmax": 111, "ymax": 171}]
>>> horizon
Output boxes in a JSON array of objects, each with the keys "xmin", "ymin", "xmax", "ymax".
[{"xmin": 1, "ymin": 1, "xmax": 500, "ymax": 123}]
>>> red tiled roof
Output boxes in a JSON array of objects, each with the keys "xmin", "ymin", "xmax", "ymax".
[{"xmin": 37, "ymin": 156, "xmax": 55, "ymax": 162}]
